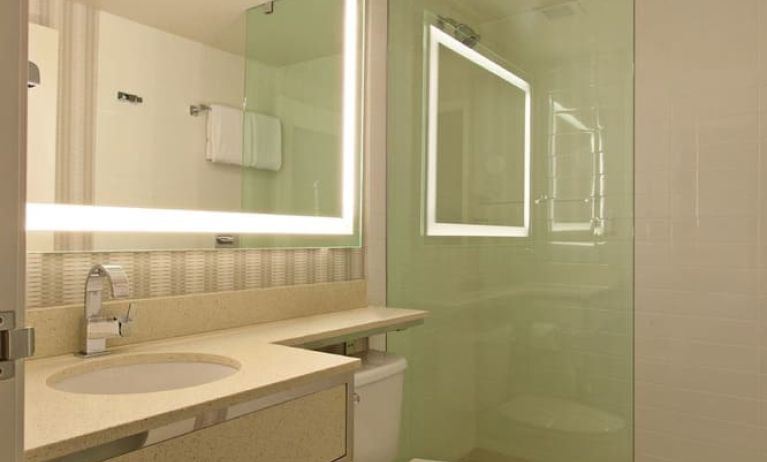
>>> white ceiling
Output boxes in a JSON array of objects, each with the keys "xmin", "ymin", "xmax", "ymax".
[
  {"xmin": 443, "ymin": 0, "xmax": 577, "ymax": 23},
  {"xmin": 75, "ymin": 0, "xmax": 346, "ymax": 64},
  {"xmin": 74, "ymin": 0, "xmax": 272, "ymax": 55},
  {"xmin": 478, "ymin": 0, "xmax": 633, "ymax": 68},
  {"xmin": 433, "ymin": 0, "xmax": 633, "ymax": 70},
  {"xmin": 73, "ymin": 0, "xmax": 631, "ymax": 67}
]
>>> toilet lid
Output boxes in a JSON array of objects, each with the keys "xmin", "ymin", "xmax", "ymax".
[{"xmin": 354, "ymin": 351, "xmax": 408, "ymax": 387}]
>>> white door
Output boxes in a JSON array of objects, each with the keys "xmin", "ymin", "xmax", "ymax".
[{"xmin": 0, "ymin": 1, "xmax": 28, "ymax": 461}]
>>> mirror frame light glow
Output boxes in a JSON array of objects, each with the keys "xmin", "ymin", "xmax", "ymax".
[
  {"xmin": 27, "ymin": 0, "xmax": 360, "ymax": 236},
  {"xmin": 425, "ymin": 25, "xmax": 531, "ymax": 238}
]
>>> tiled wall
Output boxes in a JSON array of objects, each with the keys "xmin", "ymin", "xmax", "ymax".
[
  {"xmin": 27, "ymin": 248, "xmax": 364, "ymax": 309},
  {"xmin": 636, "ymin": 0, "xmax": 767, "ymax": 460}
]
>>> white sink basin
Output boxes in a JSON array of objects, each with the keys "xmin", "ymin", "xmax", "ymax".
[{"xmin": 48, "ymin": 353, "xmax": 240, "ymax": 395}]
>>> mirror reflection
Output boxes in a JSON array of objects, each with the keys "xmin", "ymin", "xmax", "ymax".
[
  {"xmin": 26, "ymin": 0, "xmax": 362, "ymax": 252},
  {"xmin": 242, "ymin": 0, "xmax": 345, "ymax": 218}
]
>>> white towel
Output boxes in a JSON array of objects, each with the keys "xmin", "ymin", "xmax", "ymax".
[
  {"xmin": 205, "ymin": 104, "xmax": 244, "ymax": 166},
  {"xmin": 244, "ymin": 112, "xmax": 282, "ymax": 171}
]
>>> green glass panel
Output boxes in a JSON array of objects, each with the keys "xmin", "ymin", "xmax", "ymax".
[
  {"xmin": 240, "ymin": 0, "xmax": 363, "ymax": 248},
  {"xmin": 387, "ymin": 1, "xmax": 634, "ymax": 461}
]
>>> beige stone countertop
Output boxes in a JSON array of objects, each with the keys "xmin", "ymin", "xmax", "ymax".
[{"xmin": 25, "ymin": 306, "xmax": 427, "ymax": 461}]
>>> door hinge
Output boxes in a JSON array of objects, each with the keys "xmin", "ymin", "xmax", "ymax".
[{"xmin": 0, "ymin": 311, "xmax": 35, "ymax": 381}]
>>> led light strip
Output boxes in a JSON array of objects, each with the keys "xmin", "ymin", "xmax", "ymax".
[
  {"xmin": 426, "ymin": 25, "xmax": 531, "ymax": 238},
  {"xmin": 26, "ymin": 203, "xmax": 352, "ymax": 234},
  {"xmin": 27, "ymin": 0, "xmax": 360, "ymax": 236}
]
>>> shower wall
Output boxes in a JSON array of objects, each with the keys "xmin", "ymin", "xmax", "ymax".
[
  {"xmin": 387, "ymin": 1, "xmax": 634, "ymax": 461},
  {"xmin": 635, "ymin": 1, "xmax": 767, "ymax": 461}
]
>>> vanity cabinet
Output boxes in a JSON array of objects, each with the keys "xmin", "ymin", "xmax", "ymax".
[{"xmin": 105, "ymin": 384, "xmax": 350, "ymax": 462}]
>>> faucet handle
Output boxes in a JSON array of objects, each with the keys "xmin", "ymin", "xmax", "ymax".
[
  {"xmin": 86, "ymin": 319, "xmax": 122, "ymax": 339},
  {"xmin": 118, "ymin": 303, "xmax": 136, "ymax": 337}
]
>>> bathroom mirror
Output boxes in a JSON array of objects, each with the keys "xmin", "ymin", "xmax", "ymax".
[
  {"xmin": 425, "ymin": 23, "xmax": 531, "ymax": 238},
  {"xmin": 26, "ymin": 0, "xmax": 363, "ymax": 251}
]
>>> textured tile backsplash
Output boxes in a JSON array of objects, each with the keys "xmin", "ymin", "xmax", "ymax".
[{"xmin": 26, "ymin": 248, "xmax": 365, "ymax": 309}]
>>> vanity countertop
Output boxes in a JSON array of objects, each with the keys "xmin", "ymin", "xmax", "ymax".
[{"xmin": 25, "ymin": 306, "xmax": 427, "ymax": 462}]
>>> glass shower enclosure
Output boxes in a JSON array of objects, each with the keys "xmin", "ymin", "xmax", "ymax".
[{"xmin": 386, "ymin": 1, "xmax": 634, "ymax": 461}]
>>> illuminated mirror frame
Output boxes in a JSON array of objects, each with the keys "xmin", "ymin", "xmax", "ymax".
[
  {"xmin": 27, "ymin": 0, "xmax": 360, "ymax": 237},
  {"xmin": 425, "ymin": 25, "xmax": 531, "ymax": 238}
]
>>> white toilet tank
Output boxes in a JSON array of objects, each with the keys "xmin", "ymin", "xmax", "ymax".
[{"xmin": 353, "ymin": 351, "xmax": 408, "ymax": 462}]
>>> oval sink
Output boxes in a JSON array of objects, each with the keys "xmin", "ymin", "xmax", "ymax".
[{"xmin": 48, "ymin": 353, "xmax": 240, "ymax": 395}]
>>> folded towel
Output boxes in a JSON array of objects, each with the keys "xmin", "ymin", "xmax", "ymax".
[
  {"xmin": 244, "ymin": 112, "xmax": 282, "ymax": 171},
  {"xmin": 205, "ymin": 104, "xmax": 244, "ymax": 166},
  {"xmin": 206, "ymin": 104, "xmax": 282, "ymax": 171}
]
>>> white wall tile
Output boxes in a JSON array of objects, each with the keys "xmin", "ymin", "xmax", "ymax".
[{"xmin": 637, "ymin": 0, "xmax": 767, "ymax": 459}]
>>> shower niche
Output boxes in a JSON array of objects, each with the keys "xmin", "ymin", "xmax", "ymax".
[{"xmin": 424, "ymin": 19, "xmax": 531, "ymax": 238}]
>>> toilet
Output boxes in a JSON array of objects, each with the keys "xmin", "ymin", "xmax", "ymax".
[
  {"xmin": 353, "ymin": 351, "xmax": 407, "ymax": 462},
  {"xmin": 353, "ymin": 350, "xmax": 446, "ymax": 462}
]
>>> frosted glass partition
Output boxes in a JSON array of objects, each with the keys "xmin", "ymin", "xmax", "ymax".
[{"xmin": 387, "ymin": 1, "xmax": 634, "ymax": 462}]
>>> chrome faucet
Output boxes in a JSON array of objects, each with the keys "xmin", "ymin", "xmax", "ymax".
[{"xmin": 81, "ymin": 264, "xmax": 135, "ymax": 357}]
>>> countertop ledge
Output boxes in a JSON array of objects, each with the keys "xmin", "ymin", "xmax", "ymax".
[{"xmin": 25, "ymin": 306, "xmax": 427, "ymax": 462}]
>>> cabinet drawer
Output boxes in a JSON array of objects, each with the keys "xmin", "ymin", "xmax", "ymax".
[{"xmin": 106, "ymin": 384, "xmax": 348, "ymax": 462}]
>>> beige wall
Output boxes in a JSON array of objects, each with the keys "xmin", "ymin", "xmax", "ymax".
[{"xmin": 636, "ymin": 0, "xmax": 767, "ymax": 460}]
